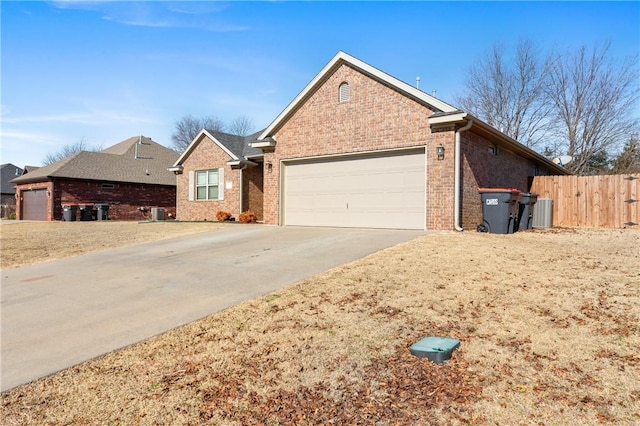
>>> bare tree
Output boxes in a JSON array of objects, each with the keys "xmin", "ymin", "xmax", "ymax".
[
  {"xmin": 171, "ymin": 115, "xmax": 225, "ymax": 152},
  {"xmin": 610, "ymin": 133, "xmax": 640, "ymax": 174},
  {"xmin": 227, "ymin": 115, "xmax": 256, "ymax": 136},
  {"xmin": 42, "ymin": 138, "xmax": 101, "ymax": 165},
  {"xmin": 456, "ymin": 39, "xmax": 553, "ymax": 149},
  {"xmin": 545, "ymin": 43, "xmax": 639, "ymax": 175}
]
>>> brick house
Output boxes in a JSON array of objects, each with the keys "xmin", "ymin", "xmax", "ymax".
[
  {"xmin": 12, "ymin": 136, "xmax": 178, "ymax": 221},
  {"xmin": 1, "ymin": 163, "xmax": 23, "ymax": 218},
  {"xmin": 170, "ymin": 129, "xmax": 264, "ymax": 222},
  {"xmin": 171, "ymin": 51, "xmax": 568, "ymax": 230}
]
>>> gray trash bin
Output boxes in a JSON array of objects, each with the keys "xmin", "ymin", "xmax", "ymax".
[
  {"xmin": 63, "ymin": 205, "xmax": 77, "ymax": 222},
  {"xmin": 79, "ymin": 205, "xmax": 93, "ymax": 221},
  {"xmin": 96, "ymin": 204, "xmax": 109, "ymax": 221},
  {"xmin": 477, "ymin": 188, "xmax": 521, "ymax": 234},
  {"xmin": 517, "ymin": 193, "xmax": 538, "ymax": 231}
]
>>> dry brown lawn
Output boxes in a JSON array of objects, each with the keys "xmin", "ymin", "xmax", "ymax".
[
  {"xmin": 1, "ymin": 222, "xmax": 639, "ymax": 425},
  {"xmin": 0, "ymin": 221, "xmax": 224, "ymax": 269}
]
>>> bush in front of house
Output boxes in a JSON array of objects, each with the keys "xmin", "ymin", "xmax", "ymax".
[
  {"xmin": 216, "ymin": 211, "xmax": 232, "ymax": 222},
  {"xmin": 239, "ymin": 210, "xmax": 258, "ymax": 223}
]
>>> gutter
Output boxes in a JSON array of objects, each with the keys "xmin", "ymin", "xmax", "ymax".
[
  {"xmin": 168, "ymin": 165, "xmax": 183, "ymax": 174},
  {"xmin": 454, "ymin": 119, "xmax": 473, "ymax": 232},
  {"xmin": 227, "ymin": 159, "xmax": 258, "ymax": 169}
]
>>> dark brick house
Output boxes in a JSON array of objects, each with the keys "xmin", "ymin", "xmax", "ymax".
[
  {"xmin": 1, "ymin": 163, "xmax": 23, "ymax": 218},
  {"xmin": 171, "ymin": 51, "xmax": 569, "ymax": 230},
  {"xmin": 12, "ymin": 136, "xmax": 178, "ymax": 221}
]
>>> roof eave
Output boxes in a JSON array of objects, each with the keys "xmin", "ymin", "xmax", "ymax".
[
  {"xmin": 11, "ymin": 175, "xmax": 51, "ymax": 184},
  {"xmin": 428, "ymin": 111, "xmax": 468, "ymax": 127},
  {"xmin": 227, "ymin": 159, "xmax": 259, "ymax": 169},
  {"xmin": 470, "ymin": 117, "xmax": 569, "ymax": 175},
  {"xmin": 250, "ymin": 137, "xmax": 277, "ymax": 152},
  {"xmin": 245, "ymin": 153, "xmax": 265, "ymax": 161},
  {"xmin": 428, "ymin": 112, "xmax": 570, "ymax": 175}
]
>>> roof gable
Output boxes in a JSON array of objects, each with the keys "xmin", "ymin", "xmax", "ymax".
[
  {"xmin": 258, "ymin": 51, "xmax": 458, "ymax": 140},
  {"xmin": 172, "ymin": 129, "xmax": 264, "ymax": 168}
]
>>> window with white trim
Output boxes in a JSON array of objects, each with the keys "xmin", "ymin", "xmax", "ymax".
[
  {"xmin": 188, "ymin": 169, "xmax": 224, "ymax": 201},
  {"xmin": 197, "ymin": 169, "xmax": 219, "ymax": 200},
  {"xmin": 339, "ymin": 82, "xmax": 350, "ymax": 102}
]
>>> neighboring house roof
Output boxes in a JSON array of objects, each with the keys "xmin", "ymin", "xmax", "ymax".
[
  {"xmin": 171, "ymin": 129, "xmax": 265, "ymax": 171},
  {"xmin": 11, "ymin": 136, "xmax": 179, "ymax": 186},
  {"xmin": 1, "ymin": 163, "xmax": 23, "ymax": 194},
  {"xmin": 22, "ymin": 165, "xmax": 41, "ymax": 174},
  {"xmin": 257, "ymin": 51, "xmax": 459, "ymax": 141}
]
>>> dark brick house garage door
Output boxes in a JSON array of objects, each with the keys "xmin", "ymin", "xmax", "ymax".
[
  {"xmin": 282, "ymin": 148, "xmax": 426, "ymax": 229},
  {"xmin": 21, "ymin": 189, "xmax": 48, "ymax": 221}
]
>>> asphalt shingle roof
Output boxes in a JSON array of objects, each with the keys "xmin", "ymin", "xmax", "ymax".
[
  {"xmin": 1, "ymin": 164, "xmax": 23, "ymax": 194},
  {"xmin": 205, "ymin": 129, "xmax": 264, "ymax": 159},
  {"xmin": 11, "ymin": 136, "xmax": 179, "ymax": 186}
]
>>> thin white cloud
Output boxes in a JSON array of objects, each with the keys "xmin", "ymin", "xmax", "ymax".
[
  {"xmin": 49, "ymin": 0, "xmax": 249, "ymax": 32},
  {"xmin": 2, "ymin": 112, "xmax": 102, "ymax": 125},
  {"xmin": 0, "ymin": 129, "xmax": 63, "ymax": 145},
  {"xmin": 1, "ymin": 111, "xmax": 157, "ymax": 126},
  {"xmin": 0, "ymin": 128, "xmax": 66, "ymax": 166}
]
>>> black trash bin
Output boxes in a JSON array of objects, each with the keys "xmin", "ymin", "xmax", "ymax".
[
  {"xmin": 477, "ymin": 188, "xmax": 521, "ymax": 234},
  {"xmin": 517, "ymin": 192, "xmax": 538, "ymax": 231},
  {"xmin": 96, "ymin": 204, "xmax": 109, "ymax": 221},
  {"xmin": 62, "ymin": 205, "xmax": 77, "ymax": 222},
  {"xmin": 79, "ymin": 205, "xmax": 93, "ymax": 221}
]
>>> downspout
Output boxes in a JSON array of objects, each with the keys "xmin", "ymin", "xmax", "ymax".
[
  {"xmin": 239, "ymin": 164, "xmax": 245, "ymax": 215},
  {"xmin": 454, "ymin": 119, "xmax": 473, "ymax": 231}
]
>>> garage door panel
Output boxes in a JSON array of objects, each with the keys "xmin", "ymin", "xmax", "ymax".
[
  {"xmin": 346, "ymin": 210, "xmax": 424, "ymax": 229},
  {"xmin": 284, "ymin": 149, "xmax": 425, "ymax": 229},
  {"xmin": 22, "ymin": 189, "xmax": 48, "ymax": 221}
]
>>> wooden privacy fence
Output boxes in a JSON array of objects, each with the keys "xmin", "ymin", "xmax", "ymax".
[{"xmin": 530, "ymin": 174, "xmax": 639, "ymax": 229}]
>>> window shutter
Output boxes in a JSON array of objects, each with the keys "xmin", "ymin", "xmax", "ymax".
[
  {"xmin": 218, "ymin": 168, "xmax": 224, "ymax": 200},
  {"xmin": 188, "ymin": 171, "xmax": 195, "ymax": 201}
]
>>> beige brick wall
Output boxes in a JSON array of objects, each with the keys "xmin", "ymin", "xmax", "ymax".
[
  {"xmin": 426, "ymin": 126, "xmax": 456, "ymax": 230},
  {"xmin": 263, "ymin": 63, "xmax": 455, "ymax": 229},
  {"xmin": 459, "ymin": 131, "xmax": 555, "ymax": 230},
  {"xmin": 176, "ymin": 136, "xmax": 242, "ymax": 221},
  {"xmin": 242, "ymin": 163, "xmax": 264, "ymax": 221}
]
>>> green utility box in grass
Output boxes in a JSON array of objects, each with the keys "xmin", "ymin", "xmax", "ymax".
[{"xmin": 410, "ymin": 336, "xmax": 460, "ymax": 363}]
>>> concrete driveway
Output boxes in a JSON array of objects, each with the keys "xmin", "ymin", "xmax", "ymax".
[{"xmin": 1, "ymin": 225, "xmax": 424, "ymax": 391}]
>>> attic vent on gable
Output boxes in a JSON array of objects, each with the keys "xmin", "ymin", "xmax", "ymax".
[{"xmin": 339, "ymin": 82, "xmax": 350, "ymax": 103}]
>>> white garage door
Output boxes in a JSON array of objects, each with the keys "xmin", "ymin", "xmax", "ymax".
[{"xmin": 283, "ymin": 149, "xmax": 425, "ymax": 229}]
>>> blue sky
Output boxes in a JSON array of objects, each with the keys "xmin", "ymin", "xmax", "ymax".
[{"xmin": 2, "ymin": 1, "xmax": 639, "ymax": 167}]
